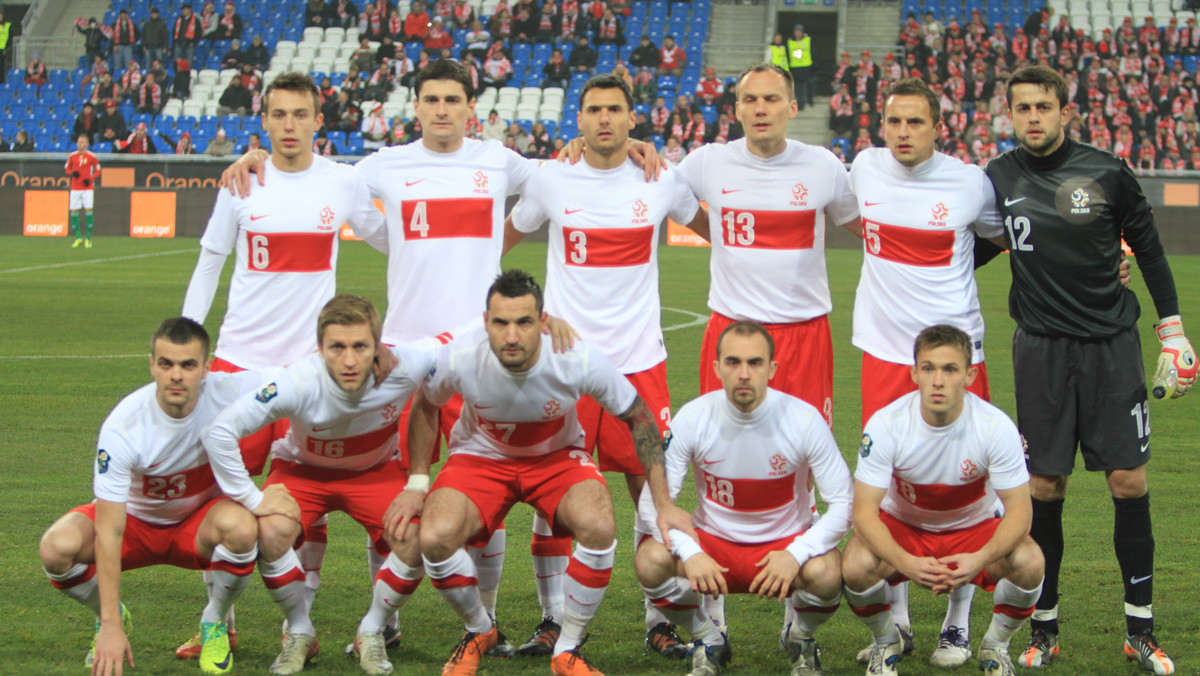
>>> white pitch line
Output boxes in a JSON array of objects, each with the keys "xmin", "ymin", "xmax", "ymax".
[
  {"xmin": 662, "ymin": 306, "xmax": 707, "ymax": 332},
  {"xmin": 0, "ymin": 354, "xmax": 146, "ymax": 360},
  {"xmin": 0, "ymin": 248, "xmax": 196, "ymax": 274}
]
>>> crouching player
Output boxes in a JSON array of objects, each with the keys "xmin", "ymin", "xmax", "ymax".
[
  {"xmin": 843, "ymin": 325, "xmax": 1045, "ymax": 676},
  {"xmin": 635, "ymin": 320, "xmax": 853, "ymax": 676},
  {"xmin": 38, "ymin": 317, "xmax": 299, "ymax": 675}
]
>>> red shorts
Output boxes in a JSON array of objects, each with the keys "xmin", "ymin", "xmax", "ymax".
[
  {"xmin": 70, "ymin": 498, "xmax": 224, "ymax": 571},
  {"xmin": 396, "ymin": 389, "xmax": 462, "ymax": 470},
  {"xmin": 700, "ymin": 312, "xmax": 833, "ymax": 427},
  {"xmin": 879, "ymin": 511, "xmax": 1001, "ymax": 591},
  {"xmin": 860, "ymin": 352, "xmax": 991, "ymax": 427},
  {"xmin": 431, "ymin": 448, "xmax": 606, "ymax": 546},
  {"xmin": 211, "ymin": 356, "xmax": 288, "ymax": 476},
  {"xmin": 577, "ymin": 361, "xmax": 670, "ymax": 474},
  {"xmin": 265, "ymin": 459, "xmax": 408, "ymax": 550},
  {"xmin": 696, "ymin": 528, "xmax": 805, "ymax": 594}
]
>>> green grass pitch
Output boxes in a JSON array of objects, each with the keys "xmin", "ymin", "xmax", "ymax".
[{"xmin": 0, "ymin": 235, "xmax": 1196, "ymax": 674}]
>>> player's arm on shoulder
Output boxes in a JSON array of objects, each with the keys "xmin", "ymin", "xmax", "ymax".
[
  {"xmin": 218, "ymin": 148, "xmax": 270, "ymax": 197},
  {"xmin": 92, "ymin": 499, "xmax": 134, "ymax": 675},
  {"xmin": 627, "ymin": 138, "xmax": 665, "ymax": 181},
  {"xmin": 204, "ymin": 377, "xmax": 293, "ymax": 514}
]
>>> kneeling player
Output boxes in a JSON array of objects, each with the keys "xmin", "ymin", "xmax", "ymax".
[
  {"xmin": 842, "ymin": 325, "xmax": 1045, "ymax": 676},
  {"xmin": 38, "ymin": 318, "xmax": 297, "ymax": 675},
  {"xmin": 635, "ymin": 321, "xmax": 853, "ymax": 676}
]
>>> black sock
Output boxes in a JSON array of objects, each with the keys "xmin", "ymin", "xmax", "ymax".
[
  {"xmin": 1030, "ymin": 497, "xmax": 1064, "ymax": 635},
  {"xmin": 1113, "ymin": 493, "xmax": 1155, "ymax": 636}
]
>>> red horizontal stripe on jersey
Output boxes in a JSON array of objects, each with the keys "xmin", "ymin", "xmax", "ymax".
[
  {"xmin": 140, "ymin": 463, "xmax": 217, "ymax": 500},
  {"xmin": 566, "ymin": 558, "xmax": 612, "ymax": 588},
  {"xmin": 430, "ymin": 573, "xmax": 477, "ymax": 590},
  {"xmin": 699, "ymin": 470, "xmax": 796, "ymax": 512},
  {"xmin": 891, "ymin": 474, "xmax": 987, "ymax": 511},
  {"xmin": 304, "ymin": 424, "xmax": 398, "ymax": 459},
  {"xmin": 476, "ymin": 414, "xmax": 566, "ymax": 446},
  {"xmin": 377, "ymin": 567, "xmax": 422, "ymax": 594},
  {"xmin": 400, "ymin": 197, "xmax": 493, "ymax": 239},
  {"xmin": 562, "ymin": 225, "xmax": 655, "ymax": 267},
  {"xmin": 863, "ymin": 219, "xmax": 955, "ymax": 267},
  {"xmin": 262, "ymin": 566, "xmax": 306, "ymax": 589},
  {"xmin": 244, "ymin": 231, "xmax": 335, "ymax": 272},
  {"xmin": 720, "ymin": 208, "xmax": 816, "ymax": 250}
]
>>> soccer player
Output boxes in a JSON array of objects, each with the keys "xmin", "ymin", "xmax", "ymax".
[
  {"xmin": 179, "ymin": 71, "xmax": 385, "ymax": 661},
  {"xmin": 634, "ymin": 320, "xmax": 853, "ymax": 676},
  {"xmin": 847, "ymin": 77, "xmax": 1004, "ymax": 668},
  {"xmin": 843, "ymin": 325, "xmax": 1045, "ymax": 676},
  {"xmin": 503, "ymin": 72, "xmax": 705, "ymax": 656},
  {"xmin": 987, "ymin": 65, "xmax": 1196, "ymax": 675},
  {"xmin": 409, "ymin": 270, "xmax": 695, "ymax": 676},
  {"xmin": 203, "ymin": 294, "xmax": 449, "ymax": 675},
  {"xmin": 65, "ymin": 133, "xmax": 101, "ymax": 248},
  {"xmin": 38, "ymin": 317, "xmax": 298, "ymax": 675}
]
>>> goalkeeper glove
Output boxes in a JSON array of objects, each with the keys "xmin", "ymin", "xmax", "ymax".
[
  {"xmin": 82, "ymin": 178, "xmax": 91, "ymax": 187},
  {"xmin": 72, "ymin": 170, "xmax": 80, "ymax": 178},
  {"xmin": 1153, "ymin": 315, "xmax": 1197, "ymax": 399}
]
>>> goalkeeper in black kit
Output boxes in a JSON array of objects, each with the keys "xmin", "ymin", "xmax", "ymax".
[{"xmin": 983, "ymin": 65, "xmax": 1195, "ymax": 676}]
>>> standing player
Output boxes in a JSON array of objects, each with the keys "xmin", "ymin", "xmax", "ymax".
[
  {"xmin": 847, "ymin": 77, "xmax": 1003, "ymax": 668},
  {"xmin": 408, "ymin": 270, "xmax": 695, "ymax": 676},
  {"xmin": 179, "ymin": 71, "xmax": 386, "ymax": 661},
  {"xmin": 987, "ymin": 65, "xmax": 1195, "ymax": 675},
  {"xmin": 38, "ymin": 317, "xmax": 298, "ymax": 676},
  {"xmin": 203, "ymin": 294, "xmax": 447, "ymax": 676},
  {"xmin": 503, "ymin": 73, "xmax": 705, "ymax": 657},
  {"xmin": 843, "ymin": 325, "xmax": 1045, "ymax": 676},
  {"xmin": 65, "ymin": 133, "xmax": 101, "ymax": 248},
  {"xmin": 635, "ymin": 321, "xmax": 853, "ymax": 676}
]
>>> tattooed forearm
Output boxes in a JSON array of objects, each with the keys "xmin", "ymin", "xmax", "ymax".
[{"xmin": 619, "ymin": 397, "xmax": 664, "ymax": 474}]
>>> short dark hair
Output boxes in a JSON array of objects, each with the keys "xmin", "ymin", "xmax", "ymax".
[
  {"xmin": 912, "ymin": 324, "xmax": 972, "ymax": 366},
  {"xmin": 318, "ymin": 294, "xmax": 381, "ymax": 346},
  {"xmin": 717, "ymin": 320, "xmax": 775, "ymax": 361},
  {"xmin": 1007, "ymin": 65, "xmax": 1069, "ymax": 109},
  {"xmin": 414, "ymin": 58, "xmax": 476, "ymax": 99},
  {"xmin": 579, "ymin": 72, "xmax": 633, "ymax": 109},
  {"xmin": 735, "ymin": 62, "xmax": 794, "ymax": 101},
  {"xmin": 152, "ymin": 317, "xmax": 210, "ymax": 359},
  {"xmin": 487, "ymin": 269, "xmax": 544, "ymax": 314},
  {"xmin": 263, "ymin": 71, "xmax": 321, "ymax": 114},
  {"xmin": 882, "ymin": 77, "xmax": 941, "ymax": 121}
]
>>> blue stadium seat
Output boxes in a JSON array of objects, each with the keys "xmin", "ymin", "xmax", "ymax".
[
  {"xmin": 1186, "ymin": 56, "xmax": 1199, "ymax": 73},
  {"xmin": 198, "ymin": 121, "xmax": 219, "ymax": 137}
]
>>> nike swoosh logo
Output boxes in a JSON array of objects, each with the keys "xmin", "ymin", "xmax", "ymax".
[
  {"xmin": 214, "ymin": 652, "xmax": 232, "ymax": 669},
  {"xmin": 312, "ymin": 424, "xmax": 339, "ymax": 432},
  {"xmin": 536, "ymin": 573, "xmax": 560, "ymax": 579},
  {"xmin": 406, "ymin": 180, "xmax": 425, "ymax": 186},
  {"xmin": 864, "ymin": 201, "xmax": 884, "ymax": 207},
  {"xmin": 1140, "ymin": 441, "xmax": 1150, "ymax": 453},
  {"xmin": 700, "ymin": 459, "xmax": 721, "ymax": 465},
  {"xmin": 481, "ymin": 551, "xmax": 504, "ymax": 558},
  {"xmin": 1004, "ymin": 197, "xmax": 1026, "ymax": 206},
  {"xmin": 473, "ymin": 404, "xmax": 496, "ymax": 410},
  {"xmin": 564, "ymin": 208, "xmax": 584, "ymax": 215},
  {"xmin": 147, "ymin": 460, "xmax": 165, "ymax": 469},
  {"xmin": 568, "ymin": 594, "xmax": 599, "ymax": 607},
  {"xmin": 721, "ymin": 188, "xmax": 742, "ymax": 194},
  {"xmin": 1130, "ymin": 574, "xmax": 1152, "ymax": 584},
  {"xmin": 250, "ymin": 214, "xmax": 269, "ymax": 221}
]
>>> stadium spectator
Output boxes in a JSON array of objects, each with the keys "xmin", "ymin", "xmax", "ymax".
[
  {"xmin": 24, "ymin": 55, "xmax": 47, "ymax": 87},
  {"xmin": 695, "ymin": 66, "xmax": 721, "ymax": 105},
  {"xmin": 405, "ymin": 0, "xmax": 432, "ymax": 40},
  {"xmin": 528, "ymin": 120, "xmax": 552, "ymax": 158},
  {"xmin": 482, "ymin": 47, "xmax": 513, "ymax": 89},
  {"xmin": 361, "ymin": 1, "xmax": 385, "ymax": 39},
  {"xmin": 215, "ymin": 2, "xmax": 243, "ymax": 40},
  {"xmin": 613, "ymin": 61, "xmax": 633, "ymax": 89},
  {"xmin": 328, "ymin": 0, "xmax": 358, "ymax": 28},
  {"xmin": 110, "ymin": 9, "xmax": 139, "ymax": 74},
  {"xmin": 650, "ymin": 96, "xmax": 670, "ymax": 134},
  {"xmin": 662, "ymin": 134, "xmax": 685, "ymax": 161},
  {"xmin": 74, "ymin": 102, "xmax": 100, "ymax": 144},
  {"xmin": 11, "ymin": 129, "xmax": 34, "ymax": 151},
  {"xmin": 245, "ymin": 34, "xmax": 269, "ymax": 69},
  {"xmin": 0, "ymin": 10, "xmax": 8, "ymax": 84},
  {"xmin": 243, "ymin": 131, "xmax": 264, "ymax": 152},
  {"xmin": 350, "ymin": 36, "xmax": 374, "ymax": 73},
  {"xmin": 199, "ymin": 2, "xmax": 220, "ymax": 42},
  {"xmin": 631, "ymin": 35, "xmax": 659, "ymax": 69},
  {"xmin": 96, "ymin": 100, "xmax": 128, "ymax": 143},
  {"xmin": 117, "ymin": 122, "xmax": 157, "ymax": 153},
  {"xmin": 425, "ymin": 16, "xmax": 453, "ymax": 51},
  {"xmin": 482, "ymin": 109, "xmax": 506, "ymax": 140},
  {"xmin": 314, "ymin": 128, "xmax": 338, "ymax": 154},
  {"xmin": 0, "ymin": 128, "xmax": 10, "ymax": 152},
  {"xmin": 173, "ymin": 5, "xmax": 204, "ymax": 65},
  {"xmin": 173, "ymin": 57, "xmax": 192, "ymax": 99},
  {"xmin": 159, "ymin": 129, "xmax": 196, "ymax": 154},
  {"xmin": 147, "ymin": 58, "xmax": 169, "ymax": 93},
  {"xmin": 504, "ymin": 121, "xmax": 530, "ymax": 154},
  {"xmin": 365, "ymin": 62, "xmax": 394, "ymax": 101},
  {"xmin": 787, "ymin": 24, "xmax": 813, "ymax": 107},
  {"xmin": 205, "ymin": 127, "xmax": 235, "ymax": 156},
  {"xmin": 596, "ymin": 8, "xmax": 624, "ymax": 46},
  {"xmin": 75, "ymin": 17, "xmax": 107, "ymax": 66},
  {"xmin": 142, "ymin": 8, "xmax": 170, "ymax": 68},
  {"xmin": 221, "ymin": 38, "xmax": 248, "ymax": 69},
  {"xmin": 360, "ymin": 104, "xmax": 389, "ymax": 150},
  {"xmin": 631, "ymin": 111, "xmax": 653, "ymax": 140},
  {"xmin": 569, "ymin": 35, "xmax": 597, "ymax": 75},
  {"xmin": 768, "ymin": 33, "xmax": 788, "ymax": 72},
  {"xmin": 117, "ymin": 60, "xmax": 143, "ymax": 101},
  {"xmin": 306, "ymin": 0, "xmax": 329, "ymax": 27},
  {"xmin": 464, "ymin": 19, "xmax": 490, "ymax": 57},
  {"xmin": 541, "ymin": 48, "xmax": 570, "ymax": 88},
  {"xmin": 488, "ymin": 7, "xmax": 512, "ymax": 42},
  {"xmin": 658, "ymin": 35, "xmax": 686, "ymax": 77},
  {"xmin": 376, "ymin": 33, "xmax": 398, "ymax": 62},
  {"xmin": 217, "ymin": 77, "xmax": 252, "ymax": 116},
  {"xmin": 135, "ymin": 72, "xmax": 164, "ymax": 114},
  {"xmin": 512, "ymin": 5, "xmax": 538, "ymax": 43},
  {"xmin": 557, "ymin": 1, "xmax": 580, "ymax": 44},
  {"xmin": 631, "ymin": 66, "xmax": 656, "ymax": 104}
]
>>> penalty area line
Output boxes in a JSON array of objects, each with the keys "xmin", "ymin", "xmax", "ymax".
[
  {"xmin": 0, "ymin": 248, "xmax": 196, "ymax": 274},
  {"xmin": 662, "ymin": 306, "xmax": 707, "ymax": 332}
]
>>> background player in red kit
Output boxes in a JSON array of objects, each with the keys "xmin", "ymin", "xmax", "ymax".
[{"xmin": 65, "ymin": 133, "xmax": 102, "ymax": 248}]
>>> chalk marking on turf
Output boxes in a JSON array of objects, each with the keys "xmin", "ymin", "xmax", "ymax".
[
  {"xmin": 0, "ymin": 249, "xmax": 195, "ymax": 274},
  {"xmin": 662, "ymin": 306, "xmax": 707, "ymax": 332},
  {"xmin": 0, "ymin": 354, "xmax": 146, "ymax": 360}
]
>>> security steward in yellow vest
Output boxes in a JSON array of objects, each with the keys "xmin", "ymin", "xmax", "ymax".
[{"xmin": 787, "ymin": 23, "xmax": 814, "ymax": 110}]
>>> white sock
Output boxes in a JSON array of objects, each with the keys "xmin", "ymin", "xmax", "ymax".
[
  {"xmin": 471, "ymin": 526, "xmax": 505, "ymax": 619},
  {"xmin": 531, "ymin": 513, "xmax": 569, "ymax": 624},
  {"xmin": 642, "ymin": 577, "xmax": 723, "ymax": 644},
  {"xmin": 555, "ymin": 542, "xmax": 615, "ymax": 655},
  {"xmin": 359, "ymin": 554, "xmax": 423, "ymax": 633},
  {"xmin": 425, "ymin": 549, "xmax": 491, "ymax": 634},
  {"xmin": 891, "ymin": 580, "xmax": 911, "ymax": 631},
  {"xmin": 943, "ymin": 583, "xmax": 976, "ymax": 633},
  {"xmin": 45, "ymin": 563, "xmax": 100, "ymax": 617},
  {"xmin": 983, "ymin": 579, "xmax": 1043, "ymax": 648},
  {"xmin": 297, "ymin": 516, "xmax": 328, "ymax": 614},
  {"xmin": 703, "ymin": 594, "xmax": 727, "ymax": 634},
  {"xmin": 846, "ymin": 579, "xmax": 898, "ymax": 644},
  {"xmin": 202, "ymin": 545, "xmax": 257, "ymax": 624},
  {"xmin": 260, "ymin": 549, "xmax": 313, "ymax": 636},
  {"xmin": 789, "ymin": 587, "xmax": 841, "ymax": 640}
]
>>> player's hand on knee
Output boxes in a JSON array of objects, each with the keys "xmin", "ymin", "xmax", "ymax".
[
  {"xmin": 683, "ymin": 553, "xmax": 728, "ymax": 597},
  {"xmin": 544, "ymin": 314, "xmax": 579, "ymax": 352},
  {"xmin": 219, "ymin": 148, "xmax": 268, "ymax": 196},
  {"xmin": 1153, "ymin": 315, "xmax": 1197, "ymax": 398},
  {"xmin": 92, "ymin": 624, "xmax": 133, "ymax": 676},
  {"xmin": 384, "ymin": 489, "xmax": 425, "ymax": 542},
  {"xmin": 254, "ymin": 484, "xmax": 300, "ymax": 521},
  {"xmin": 749, "ymin": 551, "xmax": 800, "ymax": 601}
]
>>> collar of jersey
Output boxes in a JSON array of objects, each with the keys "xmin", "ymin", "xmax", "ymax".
[{"xmin": 1017, "ymin": 136, "xmax": 1073, "ymax": 172}]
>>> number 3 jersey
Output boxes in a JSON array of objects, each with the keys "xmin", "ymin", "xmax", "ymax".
[
  {"xmin": 424, "ymin": 330, "xmax": 638, "ymax": 461},
  {"xmin": 640, "ymin": 388, "xmax": 853, "ymax": 564},
  {"xmin": 92, "ymin": 371, "xmax": 267, "ymax": 526},
  {"xmin": 850, "ymin": 149, "xmax": 1002, "ymax": 366},
  {"xmin": 199, "ymin": 157, "xmax": 383, "ymax": 369},
  {"xmin": 509, "ymin": 159, "xmax": 699, "ymax": 373},
  {"xmin": 675, "ymin": 139, "xmax": 859, "ymax": 324},
  {"xmin": 856, "ymin": 391, "xmax": 1028, "ymax": 532}
]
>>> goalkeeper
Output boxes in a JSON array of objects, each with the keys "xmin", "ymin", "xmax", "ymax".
[
  {"xmin": 64, "ymin": 133, "xmax": 102, "ymax": 249},
  {"xmin": 984, "ymin": 65, "xmax": 1193, "ymax": 676}
]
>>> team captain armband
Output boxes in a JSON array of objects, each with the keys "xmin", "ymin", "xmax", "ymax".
[
  {"xmin": 719, "ymin": 208, "xmax": 816, "ymax": 250},
  {"xmin": 562, "ymin": 226, "xmax": 654, "ymax": 267},
  {"xmin": 244, "ymin": 231, "xmax": 335, "ymax": 272},
  {"xmin": 862, "ymin": 220, "xmax": 954, "ymax": 267},
  {"xmin": 400, "ymin": 198, "xmax": 492, "ymax": 240}
]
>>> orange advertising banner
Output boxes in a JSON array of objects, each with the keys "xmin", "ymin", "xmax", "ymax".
[
  {"xmin": 339, "ymin": 198, "xmax": 385, "ymax": 241},
  {"xmin": 666, "ymin": 200, "xmax": 710, "ymax": 247},
  {"xmin": 130, "ymin": 191, "xmax": 177, "ymax": 238},
  {"xmin": 23, "ymin": 190, "xmax": 70, "ymax": 236}
]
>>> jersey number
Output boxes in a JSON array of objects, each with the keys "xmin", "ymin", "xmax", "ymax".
[
  {"xmin": 310, "ymin": 439, "xmax": 345, "ymax": 458},
  {"xmin": 1130, "ymin": 400, "xmax": 1150, "ymax": 440},
  {"xmin": 1004, "ymin": 215, "xmax": 1034, "ymax": 251},
  {"xmin": 480, "ymin": 420, "xmax": 516, "ymax": 443},
  {"xmin": 408, "ymin": 201, "xmax": 430, "ymax": 237},
  {"xmin": 722, "ymin": 211, "xmax": 755, "ymax": 246},
  {"xmin": 250, "ymin": 235, "xmax": 270, "ymax": 269},
  {"xmin": 864, "ymin": 221, "xmax": 881, "ymax": 255},
  {"xmin": 145, "ymin": 474, "xmax": 187, "ymax": 499},
  {"xmin": 568, "ymin": 230, "xmax": 587, "ymax": 264},
  {"xmin": 704, "ymin": 474, "xmax": 734, "ymax": 507}
]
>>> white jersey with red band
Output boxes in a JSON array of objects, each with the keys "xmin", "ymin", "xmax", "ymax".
[
  {"xmin": 204, "ymin": 339, "xmax": 444, "ymax": 510},
  {"xmin": 855, "ymin": 391, "xmax": 1027, "ymax": 532},
  {"xmin": 93, "ymin": 371, "xmax": 267, "ymax": 526},
  {"xmin": 353, "ymin": 139, "xmax": 537, "ymax": 344},
  {"xmin": 638, "ymin": 388, "xmax": 852, "ymax": 565},
  {"xmin": 509, "ymin": 159, "xmax": 699, "ymax": 373},
  {"xmin": 197, "ymin": 157, "xmax": 383, "ymax": 370},
  {"xmin": 424, "ymin": 330, "xmax": 638, "ymax": 461},
  {"xmin": 675, "ymin": 139, "xmax": 860, "ymax": 324},
  {"xmin": 850, "ymin": 148, "xmax": 1003, "ymax": 365}
]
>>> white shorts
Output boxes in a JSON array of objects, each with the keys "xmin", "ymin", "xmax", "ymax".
[{"xmin": 69, "ymin": 190, "xmax": 94, "ymax": 210}]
